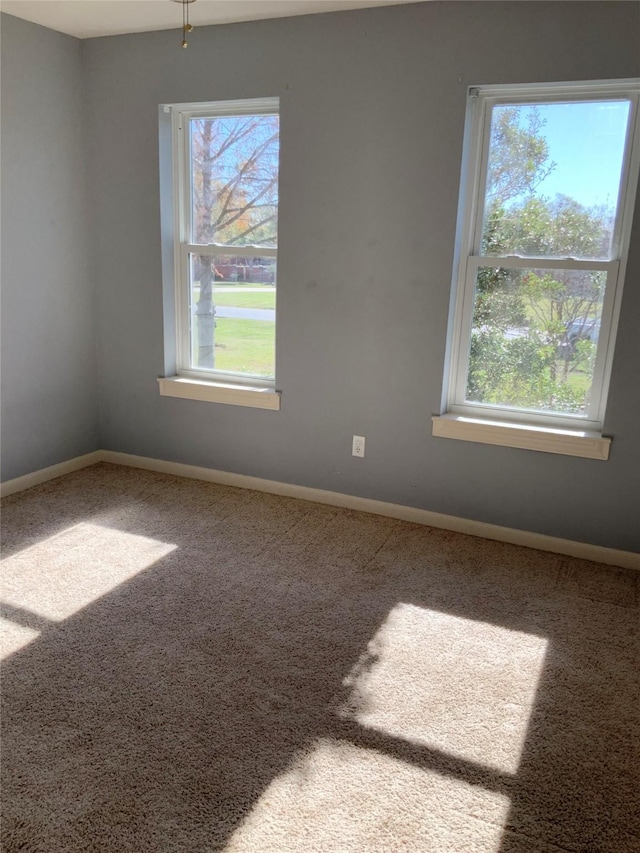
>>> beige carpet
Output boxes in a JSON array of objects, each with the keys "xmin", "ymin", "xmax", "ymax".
[{"xmin": 1, "ymin": 463, "xmax": 638, "ymax": 852}]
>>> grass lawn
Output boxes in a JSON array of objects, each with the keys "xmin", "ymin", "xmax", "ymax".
[
  {"xmin": 566, "ymin": 369, "xmax": 592, "ymax": 395},
  {"xmin": 192, "ymin": 318, "xmax": 275, "ymax": 377},
  {"xmin": 212, "ymin": 290, "xmax": 276, "ymax": 310},
  {"xmin": 522, "ymin": 296, "xmax": 603, "ymax": 329}
]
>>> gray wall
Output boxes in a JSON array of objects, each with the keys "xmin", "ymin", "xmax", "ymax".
[
  {"xmin": 1, "ymin": 14, "xmax": 98, "ymax": 480},
  {"xmin": 4, "ymin": 3, "xmax": 640, "ymax": 551}
]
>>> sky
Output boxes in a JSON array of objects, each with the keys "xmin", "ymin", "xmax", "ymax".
[{"xmin": 494, "ymin": 99, "xmax": 631, "ymax": 210}]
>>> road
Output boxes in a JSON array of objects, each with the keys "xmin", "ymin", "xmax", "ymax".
[
  {"xmin": 214, "ymin": 307, "xmax": 275, "ymax": 321},
  {"xmin": 214, "ymin": 287, "xmax": 275, "ymax": 294},
  {"xmin": 191, "ymin": 287, "xmax": 276, "ymax": 321}
]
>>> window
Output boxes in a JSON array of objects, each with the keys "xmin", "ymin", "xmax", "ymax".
[
  {"xmin": 159, "ymin": 98, "xmax": 281, "ymax": 409},
  {"xmin": 436, "ymin": 80, "xmax": 640, "ymax": 458}
]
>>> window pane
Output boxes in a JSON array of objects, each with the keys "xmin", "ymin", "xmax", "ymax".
[
  {"xmin": 481, "ymin": 100, "xmax": 631, "ymax": 260},
  {"xmin": 466, "ymin": 266, "xmax": 607, "ymax": 417},
  {"xmin": 189, "ymin": 254, "xmax": 276, "ymax": 379},
  {"xmin": 190, "ymin": 114, "xmax": 279, "ymax": 248}
]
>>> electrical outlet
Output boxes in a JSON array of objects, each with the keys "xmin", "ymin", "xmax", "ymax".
[{"xmin": 352, "ymin": 435, "xmax": 365, "ymax": 458}]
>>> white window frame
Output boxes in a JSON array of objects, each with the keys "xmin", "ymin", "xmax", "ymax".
[
  {"xmin": 436, "ymin": 79, "xmax": 640, "ymax": 456},
  {"xmin": 160, "ymin": 98, "xmax": 281, "ymax": 409}
]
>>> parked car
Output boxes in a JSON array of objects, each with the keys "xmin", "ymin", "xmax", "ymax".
[
  {"xmin": 558, "ymin": 317, "xmax": 600, "ymax": 359},
  {"xmin": 566, "ymin": 318, "xmax": 600, "ymax": 344}
]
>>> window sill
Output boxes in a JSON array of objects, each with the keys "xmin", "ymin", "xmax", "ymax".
[
  {"xmin": 158, "ymin": 376, "xmax": 281, "ymax": 410},
  {"xmin": 432, "ymin": 414, "xmax": 610, "ymax": 460}
]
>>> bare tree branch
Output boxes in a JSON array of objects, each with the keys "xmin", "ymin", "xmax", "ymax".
[{"xmin": 226, "ymin": 215, "xmax": 277, "ymax": 246}]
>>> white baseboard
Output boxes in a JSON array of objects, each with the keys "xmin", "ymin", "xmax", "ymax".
[
  {"xmin": 101, "ymin": 451, "xmax": 640, "ymax": 571},
  {"xmin": 2, "ymin": 449, "xmax": 638, "ymax": 571},
  {"xmin": 0, "ymin": 451, "xmax": 104, "ymax": 498}
]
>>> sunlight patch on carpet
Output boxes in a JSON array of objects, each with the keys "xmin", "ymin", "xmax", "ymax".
[
  {"xmin": 339, "ymin": 603, "xmax": 548, "ymax": 775},
  {"xmin": 223, "ymin": 737, "xmax": 510, "ymax": 852},
  {"xmin": 1, "ymin": 523, "xmax": 176, "ymax": 628},
  {"xmin": 0, "ymin": 617, "xmax": 40, "ymax": 658}
]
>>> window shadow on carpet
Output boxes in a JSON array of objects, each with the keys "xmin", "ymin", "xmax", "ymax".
[{"xmin": 1, "ymin": 463, "xmax": 638, "ymax": 852}]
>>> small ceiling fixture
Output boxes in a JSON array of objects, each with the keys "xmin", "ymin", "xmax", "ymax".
[{"xmin": 171, "ymin": 0, "xmax": 196, "ymax": 48}]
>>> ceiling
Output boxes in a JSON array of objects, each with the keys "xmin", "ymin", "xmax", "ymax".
[{"xmin": 0, "ymin": 0, "xmax": 426, "ymax": 39}]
